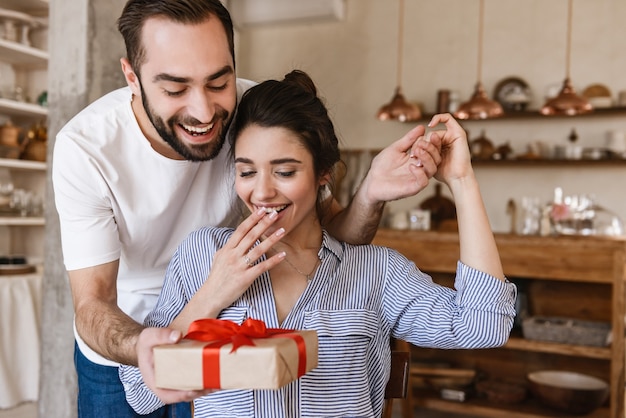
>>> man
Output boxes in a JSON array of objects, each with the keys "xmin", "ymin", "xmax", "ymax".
[{"xmin": 52, "ymin": 1, "xmax": 441, "ymax": 417}]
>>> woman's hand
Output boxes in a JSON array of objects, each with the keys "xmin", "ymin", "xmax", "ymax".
[
  {"xmin": 426, "ymin": 113, "xmax": 473, "ymax": 185},
  {"xmin": 205, "ymin": 208, "xmax": 286, "ymax": 307},
  {"xmin": 359, "ymin": 124, "xmax": 443, "ymax": 205},
  {"xmin": 170, "ymin": 208, "xmax": 286, "ymax": 331}
]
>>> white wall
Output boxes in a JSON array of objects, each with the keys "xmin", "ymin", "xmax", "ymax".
[{"xmin": 234, "ymin": 0, "xmax": 626, "ymax": 233}]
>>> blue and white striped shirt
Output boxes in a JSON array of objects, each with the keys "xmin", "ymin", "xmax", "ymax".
[{"xmin": 120, "ymin": 228, "xmax": 516, "ymax": 417}]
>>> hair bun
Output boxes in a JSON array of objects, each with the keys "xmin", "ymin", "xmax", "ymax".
[{"xmin": 283, "ymin": 70, "xmax": 317, "ymax": 96}]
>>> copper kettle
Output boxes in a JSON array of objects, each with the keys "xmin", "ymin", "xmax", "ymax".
[{"xmin": 22, "ymin": 122, "xmax": 47, "ymax": 162}]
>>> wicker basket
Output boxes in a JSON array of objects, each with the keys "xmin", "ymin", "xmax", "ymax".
[
  {"xmin": 475, "ymin": 379, "xmax": 527, "ymax": 404},
  {"xmin": 522, "ymin": 316, "xmax": 611, "ymax": 347}
]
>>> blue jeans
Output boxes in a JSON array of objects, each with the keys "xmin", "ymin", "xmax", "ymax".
[{"xmin": 74, "ymin": 342, "xmax": 191, "ymax": 418}]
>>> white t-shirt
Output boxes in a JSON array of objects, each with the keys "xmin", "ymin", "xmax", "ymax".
[{"xmin": 52, "ymin": 80, "xmax": 255, "ymax": 366}]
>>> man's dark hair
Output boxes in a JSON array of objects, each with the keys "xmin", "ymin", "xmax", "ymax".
[{"xmin": 117, "ymin": 0, "xmax": 235, "ymax": 74}]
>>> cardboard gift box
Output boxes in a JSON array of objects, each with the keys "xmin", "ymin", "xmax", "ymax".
[{"xmin": 154, "ymin": 318, "xmax": 318, "ymax": 390}]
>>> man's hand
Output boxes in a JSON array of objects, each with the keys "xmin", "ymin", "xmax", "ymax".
[
  {"xmin": 358, "ymin": 124, "xmax": 443, "ymax": 205},
  {"xmin": 136, "ymin": 327, "xmax": 212, "ymax": 404}
]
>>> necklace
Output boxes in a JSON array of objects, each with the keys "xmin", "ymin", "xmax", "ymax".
[{"xmin": 283, "ymin": 255, "xmax": 321, "ymax": 281}]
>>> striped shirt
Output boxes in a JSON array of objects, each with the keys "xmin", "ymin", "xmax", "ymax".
[{"xmin": 120, "ymin": 228, "xmax": 516, "ymax": 417}]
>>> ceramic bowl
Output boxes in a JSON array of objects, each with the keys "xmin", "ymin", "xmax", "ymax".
[{"xmin": 527, "ymin": 370, "xmax": 609, "ymax": 415}]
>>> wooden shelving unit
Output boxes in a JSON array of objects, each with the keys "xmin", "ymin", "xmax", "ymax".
[
  {"xmin": 414, "ymin": 106, "xmax": 626, "ymax": 123},
  {"xmin": 342, "ymin": 107, "xmax": 626, "ymax": 167},
  {"xmin": 0, "ymin": 0, "xmax": 48, "ymax": 269},
  {"xmin": 0, "ymin": 158, "xmax": 46, "ymax": 266},
  {"xmin": 373, "ymin": 229, "xmax": 626, "ymax": 418}
]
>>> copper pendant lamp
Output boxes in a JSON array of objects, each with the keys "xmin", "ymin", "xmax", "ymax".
[
  {"xmin": 540, "ymin": 0, "xmax": 592, "ymax": 116},
  {"xmin": 376, "ymin": 0, "xmax": 421, "ymax": 122},
  {"xmin": 454, "ymin": 0, "xmax": 503, "ymax": 120}
]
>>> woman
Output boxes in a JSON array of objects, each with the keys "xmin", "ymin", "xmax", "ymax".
[{"xmin": 120, "ymin": 70, "xmax": 516, "ymax": 417}]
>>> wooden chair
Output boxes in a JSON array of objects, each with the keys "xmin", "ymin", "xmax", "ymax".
[{"xmin": 382, "ymin": 340, "xmax": 412, "ymax": 418}]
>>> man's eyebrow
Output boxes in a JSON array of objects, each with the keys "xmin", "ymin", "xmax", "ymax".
[
  {"xmin": 206, "ymin": 66, "xmax": 234, "ymax": 82},
  {"xmin": 152, "ymin": 73, "xmax": 189, "ymax": 83},
  {"xmin": 152, "ymin": 66, "xmax": 234, "ymax": 84}
]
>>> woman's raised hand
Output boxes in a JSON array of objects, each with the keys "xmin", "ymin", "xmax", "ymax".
[{"xmin": 426, "ymin": 113, "xmax": 473, "ymax": 185}]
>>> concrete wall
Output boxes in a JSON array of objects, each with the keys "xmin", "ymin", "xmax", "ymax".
[{"xmin": 42, "ymin": 1, "xmax": 125, "ymax": 417}]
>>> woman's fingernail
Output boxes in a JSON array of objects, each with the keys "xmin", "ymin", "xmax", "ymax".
[
  {"xmin": 268, "ymin": 210, "xmax": 278, "ymax": 219},
  {"xmin": 256, "ymin": 208, "xmax": 266, "ymax": 216},
  {"xmin": 275, "ymin": 227, "xmax": 285, "ymax": 236},
  {"xmin": 415, "ymin": 159, "xmax": 423, "ymax": 167},
  {"xmin": 169, "ymin": 329, "xmax": 182, "ymax": 343}
]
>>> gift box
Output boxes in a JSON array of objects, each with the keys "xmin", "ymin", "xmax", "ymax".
[{"xmin": 154, "ymin": 318, "xmax": 318, "ymax": 390}]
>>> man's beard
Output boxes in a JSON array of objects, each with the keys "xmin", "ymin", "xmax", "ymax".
[{"xmin": 140, "ymin": 84, "xmax": 232, "ymax": 161}]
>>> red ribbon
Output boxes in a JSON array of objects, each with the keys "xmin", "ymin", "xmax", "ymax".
[{"xmin": 184, "ymin": 318, "xmax": 308, "ymax": 388}]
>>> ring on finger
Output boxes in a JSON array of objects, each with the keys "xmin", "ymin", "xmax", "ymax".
[
  {"xmin": 409, "ymin": 153, "xmax": 423, "ymax": 167},
  {"xmin": 243, "ymin": 254, "xmax": 254, "ymax": 267}
]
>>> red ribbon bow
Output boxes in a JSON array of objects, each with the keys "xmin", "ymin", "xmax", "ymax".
[
  {"xmin": 185, "ymin": 317, "xmax": 289, "ymax": 352},
  {"xmin": 184, "ymin": 318, "xmax": 308, "ymax": 388}
]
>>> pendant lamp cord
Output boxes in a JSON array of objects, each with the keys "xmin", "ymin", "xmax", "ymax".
[
  {"xmin": 396, "ymin": 0, "xmax": 404, "ymax": 88},
  {"xmin": 476, "ymin": 0, "xmax": 484, "ymax": 83},
  {"xmin": 565, "ymin": 0, "xmax": 573, "ymax": 78}
]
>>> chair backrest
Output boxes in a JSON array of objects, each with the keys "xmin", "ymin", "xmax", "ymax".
[
  {"xmin": 385, "ymin": 350, "xmax": 410, "ymax": 399},
  {"xmin": 382, "ymin": 350, "xmax": 411, "ymax": 418}
]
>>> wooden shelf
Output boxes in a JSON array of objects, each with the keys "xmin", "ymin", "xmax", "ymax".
[
  {"xmin": 473, "ymin": 158, "xmax": 626, "ymax": 167},
  {"xmin": 0, "ymin": 98, "xmax": 47, "ymax": 118},
  {"xmin": 0, "ymin": 216, "xmax": 44, "ymax": 226},
  {"xmin": 340, "ymin": 149, "xmax": 626, "ymax": 168},
  {"xmin": 0, "ymin": 0, "xmax": 48, "ymax": 14},
  {"xmin": 0, "ymin": 38, "xmax": 47, "ymax": 69},
  {"xmin": 0, "ymin": 158, "xmax": 46, "ymax": 171},
  {"xmin": 0, "ymin": 271, "xmax": 42, "ymax": 280},
  {"xmin": 411, "ymin": 106, "xmax": 626, "ymax": 123},
  {"xmin": 412, "ymin": 391, "xmax": 609, "ymax": 418},
  {"xmin": 374, "ymin": 230, "xmax": 624, "ymax": 283},
  {"xmin": 504, "ymin": 336, "xmax": 611, "ymax": 360},
  {"xmin": 477, "ymin": 106, "xmax": 626, "ymax": 120}
]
